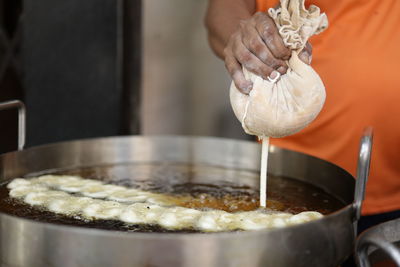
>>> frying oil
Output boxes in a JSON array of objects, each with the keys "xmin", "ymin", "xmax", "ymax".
[{"xmin": 0, "ymin": 163, "xmax": 344, "ymax": 233}]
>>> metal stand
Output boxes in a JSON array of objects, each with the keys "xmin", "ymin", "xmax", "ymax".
[{"xmin": 0, "ymin": 100, "xmax": 25, "ymax": 150}]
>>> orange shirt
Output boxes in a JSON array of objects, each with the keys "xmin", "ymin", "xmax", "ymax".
[{"xmin": 256, "ymin": 0, "xmax": 400, "ymax": 215}]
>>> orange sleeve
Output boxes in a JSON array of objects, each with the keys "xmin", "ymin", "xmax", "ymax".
[{"xmin": 256, "ymin": 0, "xmax": 279, "ymax": 12}]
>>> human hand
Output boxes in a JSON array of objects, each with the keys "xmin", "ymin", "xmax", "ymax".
[{"xmin": 224, "ymin": 12, "xmax": 312, "ymax": 94}]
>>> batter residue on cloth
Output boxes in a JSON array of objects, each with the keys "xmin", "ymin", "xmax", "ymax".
[{"xmin": 7, "ymin": 175, "xmax": 323, "ymax": 232}]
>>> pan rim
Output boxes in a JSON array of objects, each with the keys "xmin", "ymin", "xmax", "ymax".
[{"xmin": 0, "ymin": 135, "xmax": 356, "ymax": 238}]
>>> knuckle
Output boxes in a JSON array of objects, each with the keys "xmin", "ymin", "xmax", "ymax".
[
  {"xmin": 263, "ymin": 24, "xmax": 276, "ymax": 39},
  {"xmin": 249, "ymin": 38, "xmax": 264, "ymax": 54},
  {"xmin": 242, "ymin": 52, "xmax": 253, "ymax": 63},
  {"xmin": 224, "ymin": 59, "xmax": 237, "ymax": 74},
  {"xmin": 223, "ymin": 46, "xmax": 231, "ymax": 57},
  {"xmin": 229, "ymin": 37, "xmax": 241, "ymax": 53},
  {"xmin": 258, "ymin": 50, "xmax": 270, "ymax": 63},
  {"xmin": 267, "ymin": 41, "xmax": 290, "ymax": 59},
  {"xmin": 237, "ymin": 50, "xmax": 252, "ymax": 63},
  {"xmin": 226, "ymin": 64, "xmax": 238, "ymax": 77}
]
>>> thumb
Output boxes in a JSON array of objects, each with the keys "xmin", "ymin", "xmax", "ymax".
[{"xmin": 298, "ymin": 42, "xmax": 312, "ymax": 64}]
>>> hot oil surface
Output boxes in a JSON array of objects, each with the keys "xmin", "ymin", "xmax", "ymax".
[{"xmin": 0, "ymin": 163, "xmax": 344, "ymax": 233}]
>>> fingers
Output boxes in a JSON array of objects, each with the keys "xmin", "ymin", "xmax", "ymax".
[
  {"xmin": 223, "ymin": 12, "xmax": 296, "ymax": 95},
  {"xmin": 254, "ymin": 12, "xmax": 291, "ymax": 60},
  {"xmin": 233, "ymin": 35, "xmax": 277, "ymax": 81},
  {"xmin": 240, "ymin": 21, "xmax": 288, "ymax": 75},
  {"xmin": 298, "ymin": 42, "xmax": 313, "ymax": 64},
  {"xmin": 224, "ymin": 53, "xmax": 252, "ymax": 95}
]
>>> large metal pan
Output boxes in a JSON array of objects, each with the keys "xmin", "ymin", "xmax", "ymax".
[{"xmin": 0, "ymin": 100, "xmax": 372, "ymax": 267}]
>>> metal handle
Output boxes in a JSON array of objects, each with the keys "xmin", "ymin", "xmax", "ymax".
[
  {"xmin": 0, "ymin": 100, "xmax": 26, "ymax": 150},
  {"xmin": 356, "ymin": 236, "xmax": 400, "ymax": 267},
  {"xmin": 353, "ymin": 127, "xmax": 373, "ymax": 222}
]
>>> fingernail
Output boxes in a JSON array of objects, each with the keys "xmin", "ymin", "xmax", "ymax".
[
  {"xmin": 239, "ymin": 83, "xmax": 252, "ymax": 94},
  {"xmin": 270, "ymin": 71, "xmax": 279, "ymax": 79},
  {"xmin": 277, "ymin": 66, "xmax": 286, "ymax": 74},
  {"xmin": 243, "ymin": 84, "xmax": 253, "ymax": 94}
]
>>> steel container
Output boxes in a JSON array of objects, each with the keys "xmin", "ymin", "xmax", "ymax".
[{"xmin": 0, "ymin": 100, "xmax": 373, "ymax": 267}]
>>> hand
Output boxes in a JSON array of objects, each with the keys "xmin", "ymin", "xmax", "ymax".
[{"xmin": 224, "ymin": 12, "xmax": 312, "ymax": 94}]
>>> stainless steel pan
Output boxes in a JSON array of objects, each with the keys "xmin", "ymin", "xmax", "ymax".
[{"xmin": 0, "ymin": 100, "xmax": 373, "ymax": 267}]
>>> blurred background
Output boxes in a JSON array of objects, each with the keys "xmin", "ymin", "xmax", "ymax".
[{"xmin": 0, "ymin": 0, "xmax": 248, "ymax": 154}]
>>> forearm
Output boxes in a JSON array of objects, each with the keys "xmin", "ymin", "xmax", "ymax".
[{"xmin": 205, "ymin": 0, "xmax": 256, "ymax": 59}]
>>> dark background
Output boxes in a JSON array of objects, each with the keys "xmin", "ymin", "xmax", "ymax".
[{"xmin": 0, "ymin": 0, "xmax": 141, "ymax": 154}]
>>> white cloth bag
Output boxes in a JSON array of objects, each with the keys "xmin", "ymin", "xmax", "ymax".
[{"xmin": 230, "ymin": 0, "xmax": 328, "ymax": 138}]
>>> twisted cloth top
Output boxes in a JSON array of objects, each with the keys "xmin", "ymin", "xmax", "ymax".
[{"xmin": 268, "ymin": 0, "xmax": 327, "ymax": 50}]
